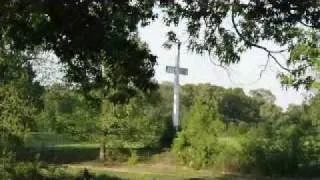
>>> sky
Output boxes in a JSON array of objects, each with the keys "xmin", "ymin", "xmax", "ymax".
[{"xmin": 138, "ymin": 11, "xmax": 307, "ymax": 110}]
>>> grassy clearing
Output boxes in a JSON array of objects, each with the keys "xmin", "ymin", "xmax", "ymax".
[
  {"xmin": 66, "ymin": 165, "xmax": 205, "ymax": 180},
  {"xmin": 64, "ymin": 165, "xmax": 308, "ymax": 180},
  {"xmin": 24, "ymin": 132, "xmax": 77, "ymax": 147},
  {"xmin": 20, "ymin": 133, "xmax": 317, "ymax": 179},
  {"xmin": 64, "ymin": 162, "xmax": 234, "ymax": 180}
]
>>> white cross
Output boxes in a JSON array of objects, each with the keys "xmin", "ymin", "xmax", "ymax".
[{"xmin": 165, "ymin": 43, "xmax": 188, "ymax": 130}]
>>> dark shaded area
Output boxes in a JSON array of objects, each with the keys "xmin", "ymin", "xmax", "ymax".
[
  {"xmin": 16, "ymin": 146, "xmax": 99, "ymax": 164},
  {"xmin": 93, "ymin": 175, "xmax": 124, "ymax": 180},
  {"xmin": 185, "ymin": 174, "xmax": 318, "ymax": 180},
  {"xmin": 16, "ymin": 146, "xmax": 166, "ymax": 164},
  {"xmin": 76, "ymin": 169, "xmax": 125, "ymax": 180}
]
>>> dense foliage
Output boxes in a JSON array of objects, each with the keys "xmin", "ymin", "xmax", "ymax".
[
  {"xmin": 0, "ymin": 0, "xmax": 319, "ymax": 91},
  {"xmin": 171, "ymin": 84, "xmax": 320, "ymax": 176},
  {"xmin": 173, "ymin": 88, "xmax": 224, "ymax": 169},
  {"xmin": 162, "ymin": 0, "xmax": 320, "ymax": 88},
  {"xmin": 0, "ymin": 0, "xmax": 158, "ymax": 102},
  {"xmin": 0, "ymin": 50, "xmax": 44, "ymax": 151}
]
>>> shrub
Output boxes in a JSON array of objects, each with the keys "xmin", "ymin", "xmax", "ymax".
[
  {"xmin": 127, "ymin": 149, "xmax": 139, "ymax": 165},
  {"xmin": 214, "ymin": 137, "xmax": 245, "ymax": 173},
  {"xmin": 173, "ymin": 98, "xmax": 224, "ymax": 169},
  {"xmin": 0, "ymin": 153, "xmax": 73, "ymax": 180},
  {"xmin": 240, "ymin": 123, "xmax": 320, "ymax": 177}
]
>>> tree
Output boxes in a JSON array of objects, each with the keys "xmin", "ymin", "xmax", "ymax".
[
  {"xmin": 249, "ymin": 89, "xmax": 282, "ymax": 123},
  {"xmin": 279, "ymin": 31, "xmax": 320, "ymax": 89},
  {"xmin": 304, "ymin": 94, "xmax": 320, "ymax": 127},
  {"xmin": 0, "ymin": 51, "xmax": 44, "ymax": 151},
  {"xmin": 249, "ymin": 89, "xmax": 282, "ymax": 122},
  {"xmin": 173, "ymin": 93, "xmax": 224, "ymax": 169},
  {"xmin": 0, "ymin": 0, "xmax": 157, "ymax": 101},
  {"xmin": 98, "ymin": 91, "xmax": 169, "ymax": 160},
  {"xmin": 283, "ymin": 104, "xmax": 304, "ymax": 124},
  {"xmin": 1, "ymin": 1, "xmax": 319, "ymax": 91},
  {"xmin": 1, "ymin": 3, "xmax": 159, "ymax": 158},
  {"xmin": 162, "ymin": 0, "xmax": 320, "ymax": 88},
  {"xmin": 219, "ymin": 88, "xmax": 259, "ymax": 126},
  {"xmin": 180, "ymin": 83, "xmax": 225, "ymax": 127},
  {"xmin": 38, "ymin": 85, "xmax": 99, "ymax": 140},
  {"xmin": 249, "ymin": 89, "xmax": 276, "ymax": 105}
]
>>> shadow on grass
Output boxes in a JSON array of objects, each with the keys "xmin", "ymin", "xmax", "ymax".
[
  {"xmin": 184, "ymin": 175, "xmax": 249, "ymax": 180},
  {"xmin": 16, "ymin": 146, "xmax": 166, "ymax": 164},
  {"xmin": 184, "ymin": 174, "xmax": 320, "ymax": 180},
  {"xmin": 93, "ymin": 174, "xmax": 125, "ymax": 180},
  {"xmin": 16, "ymin": 146, "xmax": 100, "ymax": 164}
]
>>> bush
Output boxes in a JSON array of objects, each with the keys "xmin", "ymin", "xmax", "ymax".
[
  {"xmin": 104, "ymin": 148, "xmax": 131, "ymax": 163},
  {"xmin": 0, "ymin": 153, "xmax": 73, "ymax": 180},
  {"xmin": 173, "ymin": 117, "xmax": 320, "ymax": 177},
  {"xmin": 127, "ymin": 149, "xmax": 139, "ymax": 165},
  {"xmin": 240, "ymin": 123, "xmax": 320, "ymax": 177},
  {"xmin": 0, "ymin": 132, "xmax": 24, "ymax": 153},
  {"xmin": 173, "ymin": 98, "xmax": 224, "ymax": 169},
  {"xmin": 0, "ymin": 152, "xmax": 124, "ymax": 179},
  {"xmin": 213, "ymin": 137, "xmax": 245, "ymax": 173}
]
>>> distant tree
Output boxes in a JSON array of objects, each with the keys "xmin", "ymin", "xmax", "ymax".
[
  {"xmin": 249, "ymin": 89, "xmax": 276, "ymax": 105},
  {"xmin": 304, "ymin": 94, "xmax": 320, "ymax": 127},
  {"xmin": 98, "ymin": 91, "xmax": 168, "ymax": 160},
  {"xmin": 39, "ymin": 85, "xmax": 99, "ymax": 140},
  {"xmin": 180, "ymin": 83, "xmax": 225, "ymax": 128},
  {"xmin": 219, "ymin": 88, "xmax": 259, "ymax": 126},
  {"xmin": 283, "ymin": 104, "xmax": 304, "ymax": 124}
]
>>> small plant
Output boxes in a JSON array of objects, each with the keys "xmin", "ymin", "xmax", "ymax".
[{"xmin": 127, "ymin": 149, "xmax": 139, "ymax": 166}]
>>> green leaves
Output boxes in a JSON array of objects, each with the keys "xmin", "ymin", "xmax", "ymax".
[
  {"xmin": 161, "ymin": 0, "xmax": 320, "ymax": 88},
  {"xmin": 0, "ymin": 52, "xmax": 44, "ymax": 150},
  {"xmin": 0, "ymin": 0, "xmax": 158, "ymax": 101},
  {"xmin": 280, "ymin": 31, "xmax": 320, "ymax": 89},
  {"xmin": 99, "ymin": 91, "xmax": 168, "ymax": 148},
  {"xmin": 173, "ymin": 95, "xmax": 224, "ymax": 169},
  {"xmin": 163, "ymin": 31, "xmax": 179, "ymax": 49},
  {"xmin": 173, "ymin": 84, "xmax": 228, "ymax": 168},
  {"xmin": 39, "ymin": 85, "xmax": 99, "ymax": 140}
]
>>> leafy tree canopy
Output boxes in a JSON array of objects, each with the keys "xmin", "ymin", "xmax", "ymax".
[
  {"xmin": 0, "ymin": 0, "xmax": 158, "ymax": 102},
  {"xmin": 0, "ymin": 0, "xmax": 319, "ymax": 93},
  {"xmin": 162, "ymin": 0, "xmax": 320, "ymax": 88}
]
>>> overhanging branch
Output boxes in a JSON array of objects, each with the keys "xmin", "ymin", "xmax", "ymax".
[{"xmin": 230, "ymin": 2, "xmax": 292, "ymax": 73}]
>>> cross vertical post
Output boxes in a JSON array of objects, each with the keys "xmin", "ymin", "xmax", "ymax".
[
  {"xmin": 173, "ymin": 42, "xmax": 181, "ymax": 131},
  {"xmin": 165, "ymin": 42, "xmax": 188, "ymax": 131}
]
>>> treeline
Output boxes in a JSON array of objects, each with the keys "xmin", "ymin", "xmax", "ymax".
[
  {"xmin": 35, "ymin": 83, "xmax": 281, "ymax": 137},
  {"xmin": 25, "ymin": 82, "xmax": 320, "ymax": 176}
]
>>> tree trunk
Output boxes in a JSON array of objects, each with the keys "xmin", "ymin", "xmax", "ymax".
[{"xmin": 99, "ymin": 142, "xmax": 106, "ymax": 161}]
